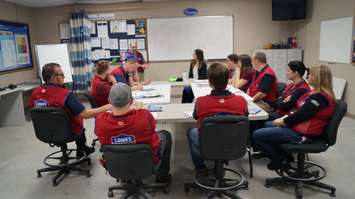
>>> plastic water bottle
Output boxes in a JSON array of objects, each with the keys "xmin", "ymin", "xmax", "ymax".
[{"xmin": 182, "ymin": 71, "xmax": 188, "ymax": 84}]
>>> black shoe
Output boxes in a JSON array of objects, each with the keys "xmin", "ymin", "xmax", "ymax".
[
  {"xmin": 156, "ymin": 173, "xmax": 172, "ymax": 184},
  {"xmin": 267, "ymin": 161, "xmax": 291, "ymax": 171}
]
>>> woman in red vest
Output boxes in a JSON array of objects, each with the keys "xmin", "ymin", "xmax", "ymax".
[
  {"xmin": 271, "ymin": 61, "xmax": 311, "ymax": 119},
  {"xmin": 253, "ymin": 65, "xmax": 336, "ymax": 170}
]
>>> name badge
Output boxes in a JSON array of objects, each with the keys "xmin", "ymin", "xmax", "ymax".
[{"xmin": 111, "ymin": 134, "xmax": 136, "ymax": 144}]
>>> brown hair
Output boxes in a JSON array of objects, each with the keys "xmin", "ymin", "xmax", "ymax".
[
  {"xmin": 254, "ymin": 52, "xmax": 267, "ymax": 64},
  {"xmin": 96, "ymin": 61, "xmax": 109, "ymax": 75},
  {"xmin": 309, "ymin": 65, "xmax": 335, "ymax": 99},
  {"xmin": 238, "ymin": 54, "xmax": 253, "ymax": 74},
  {"xmin": 191, "ymin": 49, "xmax": 205, "ymax": 69},
  {"xmin": 227, "ymin": 54, "xmax": 239, "ymax": 63},
  {"xmin": 42, "ymin": 63, "xmax": 60, "ymax": 83},
  {"xmin": 208, "ymin": 63, "xmax": 229, "ymax": 90}
]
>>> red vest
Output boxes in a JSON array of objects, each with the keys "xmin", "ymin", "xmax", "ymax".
[
  {"xmin": 29, "ymin": 85, "xmax": 83, "ymax": 135},
  {"xmin": 91, "ymin": 75, "xmax": 111, "ymax": 106},
  {"xmin": 196, "ymin": 94, "xmax": 248, "ymax": 131},
  {"xmin": 277, "ymin": 80, "xmax": 311, "ymax": 115},
  {"xmin": 249, "ymin": 66, "xmax": 278, "ymax": 102},
  {"xmin": 111, "ymin": 66, "xmax": 128, "ymax": 84},
  {"xmin": 95, "ymin": 109, "xmax": 161, "ymax": 164},
  {"xmin": 291, "ymin": 92, "xmax": 336, "ymax": 136}
]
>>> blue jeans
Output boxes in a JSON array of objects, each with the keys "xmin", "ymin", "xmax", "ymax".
[
  {"xmin": 186, "ymin": 128, "xmax": 206, "ymax": 170},
  {"xmin": 155, "ymin": 130, "xmax": 172, "ymax": 176},
  {"xmin": 253, "ymin": 122, "xmax": 302, "ymax": 167}
]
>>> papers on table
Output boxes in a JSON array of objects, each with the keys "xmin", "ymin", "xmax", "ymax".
[{"xmin": 183, "ymin": 111, "xmax": 193, "ymax": 118}]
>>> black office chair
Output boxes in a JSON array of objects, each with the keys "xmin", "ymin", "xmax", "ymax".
[
  {"xmin": 277, "ymin": 82, "xmax": 287, "ymax": 98},
  {"xmin": 30, "ymin": 107, "xmax": 91, "ymax": 186},
  {"xmin": 265, "ymin": 100, "xmax": 347, "ymax": 199},
  {"xmin": 83, "ymin": 92, "xmax": 100, "ymax": 147},
  {"xmin": 184, "ymin": 115, "xmax": 249, "ymax": 199},
  {"xmin": 101, "ymin": 144, "xmax": 169, "ymax": 198}
]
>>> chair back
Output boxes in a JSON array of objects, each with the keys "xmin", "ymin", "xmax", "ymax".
[
  {"xmin": 200, "ymin": 115, "xmax": 249, "ymax": 161},
  {"xmin": 277, "ymin": 82, "xmax": 287, "ymax": 98},
  {"xmin": 101, "ymin": 144, "xmax": 154, "ymax": 180},
  {"xmin": 84, "ymin": 92, "xmax": 99, "ymax": 108},
  {"xmin": 323, "ymin": 100, "xmax": 347, "ymax": 146},
  {"xmin": 30, "ymin": 107, "xmax": 72, "ymax": 144}
]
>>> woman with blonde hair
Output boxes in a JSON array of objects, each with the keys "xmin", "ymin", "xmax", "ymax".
[{"xmin": 253, "ymin": 65, "xmax": 336, "ymax": 170}]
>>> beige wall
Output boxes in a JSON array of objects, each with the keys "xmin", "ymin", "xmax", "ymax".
[
  {"xmin": 296, "ymin": 0, "xmax": 355, "ymax": 115},
  {"xmin": 30, "ymin": 0, "xmax": 285, "ymax": 81},
  {"xmin": 0, "ymin": 0, "xmax": 37, "ymax": 86}
]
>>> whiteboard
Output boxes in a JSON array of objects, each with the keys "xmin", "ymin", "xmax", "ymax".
[
  {"xmin": 35, "ymin": 44, "xmax": 73, "ymax": 83},
  {"xmin": 319, "ymin": 16, "xmax": 354, "ymax": 64},
  {"xmin": 333, "ymin": 76, "xmax": 346, "ymax": 100},
  {"xmin": 147, "ymin": 16, "xmax": 233, "ymax": 61}
]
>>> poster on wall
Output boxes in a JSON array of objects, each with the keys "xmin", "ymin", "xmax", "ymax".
[{"xmin": 0, "ymin": 20, "xmax": 32, "ymax": 72}]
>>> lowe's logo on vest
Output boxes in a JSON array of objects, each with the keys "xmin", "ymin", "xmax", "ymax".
[
  {"xmin": 34, "ymin": 99, "xmax": 49, "ymax": 107},
  {"xmin": 111, "ymin": 134, "xmax": 136, "ymax": 144}
]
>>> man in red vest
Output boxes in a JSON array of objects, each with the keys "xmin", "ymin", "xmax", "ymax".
[
  {"xmin": 95, "ymin": 83, "xmax": 172, "ymax": 183},
  {"xmin": 29, "ymin": 63, "xmax": 112, "ymax": 158},
  {"xmin": 186, "ymin": 63, "xmax": 249, "ymax": 171},
  {"xmin": 249, "ymin": 52, "xmax": 278, "ymax": 113},
  {"xmin": 127, "ymin": 42, "xmax": 148, "ymax": 81}
]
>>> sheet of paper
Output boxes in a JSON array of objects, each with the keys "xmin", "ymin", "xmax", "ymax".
[
  {"xmin": 109, "ymin": 38, "xmax": 118, "ymax": 49},
  {"xmin": 128, "ymin": 39, "xmax": 137, "ymax": 48},
  {"xmin": 91, "ymin": 21, "xmax": 96, "ymax": 35},
  {"xmin": 59, "ymin": 23, "xmax": 70, "ymax": 39},
  {"xmin": 90, "ymin": 37, "xmax": 101, "ymax": 48},
  {"xmin": 101, "ymin": 38, "xmax": 110, "ymax": 49},
  {"xmin": 119, "ymin": 20, "xmax": 127, "ymax": 32},
  {"xmin": 97, "ymin": 21, "xmax": 108, "ymax": 38},
  {"xmin": 109, "ymin": 20, "xmax": 119, "ymax": 33},
  {"xmin": 119, "ymin": 39, "xmax": 128, "ymax": 50},
  {"xmin": 136, "ymin": 38, "xmax": 145, "ymax": 49},
  {"xmin": 127, "ymin": 24, "xmax": 135, "ymax": 35}
]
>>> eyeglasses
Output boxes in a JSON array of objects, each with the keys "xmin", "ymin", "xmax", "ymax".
[{"xmin": 54, "ymin": 73, "xmax": 65, "ymax": 78}]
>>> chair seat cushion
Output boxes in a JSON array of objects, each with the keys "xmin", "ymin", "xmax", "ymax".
[{"xmin": 280, "ymin": 141, "xmax": 328, "ymax": 153}]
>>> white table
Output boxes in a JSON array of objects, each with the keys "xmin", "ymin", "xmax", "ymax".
[
  {"xmin": 133, "ymin": 84, "xmax": 171, "ymax": 105},
  {"xmin": 0, "ymin": 83, "xmax": 39, "ymax": 127},
  {"xmin": 153, "ymin": 103, "xmax": 268, "ymax": 124}
]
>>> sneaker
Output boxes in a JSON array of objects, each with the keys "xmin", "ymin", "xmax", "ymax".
[{"xmin": 155, "ymin": 173, "xmax": 172, "ymax": 184}]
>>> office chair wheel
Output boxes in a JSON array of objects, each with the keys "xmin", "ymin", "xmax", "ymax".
[
  {"xmin": 330, "ymin": 190, "xmax": 336, "ymax": 197},
  {"xmin": 264, "ymin": 182, "xmax": 271, "ymax": 188},
  {"xmin": 108, "ymin": 191, "xmax": 114, "ymax": 198},
  {"xmin": 37, "ymin": 172, "xmax": 42, "ymax": 178},
  {"xmin": 184, "ymin": 184, "xmax": 190, "ymax": 193}
]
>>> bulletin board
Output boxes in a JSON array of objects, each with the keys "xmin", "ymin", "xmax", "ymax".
[{"xmin": 89, "ymin": 19, "xmax": 147, "ymax": 63}]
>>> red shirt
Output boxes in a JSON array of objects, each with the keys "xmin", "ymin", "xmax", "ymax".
[
  {"xmin": 95, "ymin": 109, "xmax": 161, "ymax": 163},
  {"xmin": 239, "ymin": 68, "xmax": 255, "ymax": 92},
  {"xmin": 29, "ymin": 85, "xmax": 83, "ymax": 135},
  {"xmin": 196, "ymin": 93, "xmax": 248, "ymax": 132},
  {"xmin": 91, "ymin": 75, "xmax": 112, "ymax": 106}
]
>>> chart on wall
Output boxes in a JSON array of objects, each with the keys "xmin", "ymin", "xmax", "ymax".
[
  {"xmin": 90, "ymin": 19, "xmax": 147, "ymax": 63},
  {"xmin": 0, "ymin": 20, "xmax": 32, "ymax": 72}
]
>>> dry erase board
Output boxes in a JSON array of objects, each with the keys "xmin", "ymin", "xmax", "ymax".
[
  {"xmin": 319, "ymin": 16, "xmax": 354, "ymax": 64},
  {"xmin": 147, "ymin": 16, "xmax": 233, "ymax": 61},
  {"xmin": 35, "ymin": 44, "xmax": 73, "ymax": 83}
]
